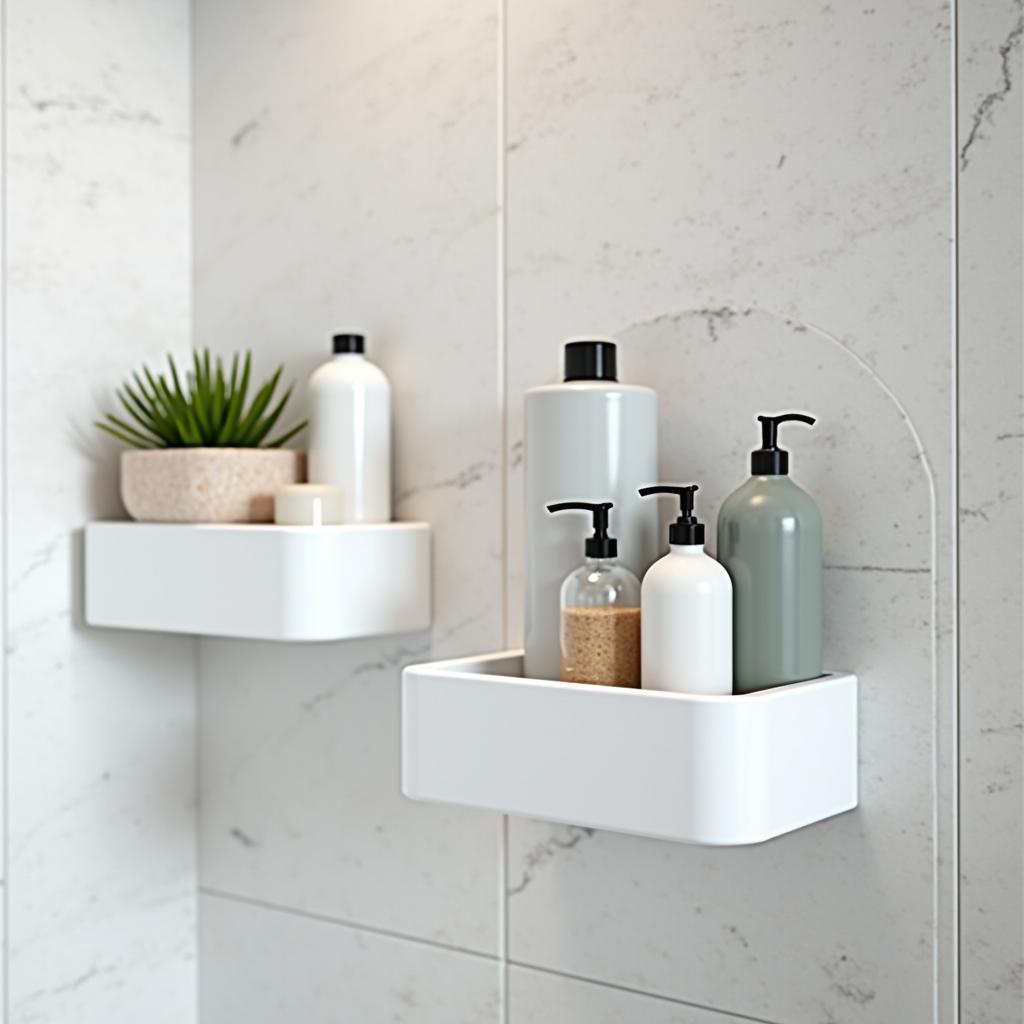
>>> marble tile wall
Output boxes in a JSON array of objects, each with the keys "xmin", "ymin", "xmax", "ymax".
[
  {"xmin": 501, "ymin": 4, "xmax": 955, "ymax": 1022},
  {"xmin": 192, "ymin": 2, "xmax": 1020, "ymax": 1023},
  {"xmin": 2, "ymin": 1, "xmax": 196, "ymax": 1022},
  {"xmin": 956, "ymin": 1, "xmax": 1024, "ymax": 1021},
  {"xmin": 192, "ymin": 0, "xmax": 505, "ymax": 1004}
]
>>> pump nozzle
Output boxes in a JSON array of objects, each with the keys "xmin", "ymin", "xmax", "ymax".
[
  {"xmin": 547, "ymin": 501, "xmax": 617, "ymax": 558},
  {"xmin": 638, "ymin": 485, "xmax": 705, "ymax": 545},
  {"xmin": 753, "ymin": 412, "xmax": 816, "ymax": 475}
]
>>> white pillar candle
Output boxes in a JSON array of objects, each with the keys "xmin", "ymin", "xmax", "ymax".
[{"xmin": 274, "ymin": 484, "xmax": 345, "ymax": 526}]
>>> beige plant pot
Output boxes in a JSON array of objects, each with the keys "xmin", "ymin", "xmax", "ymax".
[{"xmin": 120, "ymin": 448, "xmax": 306, "ymax": 523}]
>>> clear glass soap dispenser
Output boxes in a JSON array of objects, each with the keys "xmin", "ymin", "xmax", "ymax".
[{"xmin": 546, "ymin": 501, "xmax": 641, "ymax": 687}]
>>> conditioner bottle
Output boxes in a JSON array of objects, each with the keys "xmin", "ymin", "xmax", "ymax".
[
  {"xmin": 717, "ymin": 413, "xmax": 822, "ymax": 692},
  {"xmin": 637, "ymin": 485, "xmax": 732, "ymax": 695}
]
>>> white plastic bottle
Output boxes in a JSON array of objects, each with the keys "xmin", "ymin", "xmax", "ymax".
[
  {"xmin": 307, "ymin": 333, "xmax": 391, "ymax": 523},
  {"xmin": 524, "ymin": 339, "xmax": 658, "ymax": 680},
  {"xmin": 638, "ymin": 485, "xmax": 732, "ymax": 695}
]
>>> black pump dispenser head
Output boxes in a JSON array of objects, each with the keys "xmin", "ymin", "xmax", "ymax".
[
  {"xmin": 547, "ymin": 501, "xmax": 617, "ymax": 558},
  {"xmin": 752, "ymin": 412, "xmax": 816, "ymax": 475},
  {"xmin": 638, "ymin": 485, "xmax": 704, "ymax": 545}
]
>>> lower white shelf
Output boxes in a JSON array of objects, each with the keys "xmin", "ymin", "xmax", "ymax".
[
  {"xmin": 402, "ymin": 651, "xmax": 857, "ymax": 846},
  {"xmin": 85, "ymin": 521, "xmax": 431, "ymax": 642}
]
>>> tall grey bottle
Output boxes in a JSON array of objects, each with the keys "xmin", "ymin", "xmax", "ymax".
[
  {"xmin": 524, "ymin": 339, "xmax": 658, "ymax": 680},
  {"xmin": 717, "ymin": 413, "xmax": 822, "ymax": 692}
]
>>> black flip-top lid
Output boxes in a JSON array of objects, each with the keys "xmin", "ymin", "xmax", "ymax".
[
  {"xmin": 563, "ymin": 339, "xmax": 617, "ymax": 382},
  {"xmin": 333, "ymin": 333, "xmax": 365, "ymax": 354}
]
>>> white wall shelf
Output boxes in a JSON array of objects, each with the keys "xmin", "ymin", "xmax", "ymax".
[
  {"xmin": 85, "ymin": 521, "xmax": 431, "ymax": 642},
  {"xmin": 402, "ymin": 651, "xmax": 857, "ymax": 846}
]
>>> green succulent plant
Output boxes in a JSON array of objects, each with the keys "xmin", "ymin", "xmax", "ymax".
[{"xmin": 96, "ymin": 348, "xmax": 307, "ymax": 450}]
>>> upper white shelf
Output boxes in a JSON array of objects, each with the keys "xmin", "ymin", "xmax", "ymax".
[
  {"xmin": 402, "ymin": 651, "xmax": 857, "ymax": 846},
  {"xmin": 85, "ymin": 521, "xmax": 431, "ymax": 642}
]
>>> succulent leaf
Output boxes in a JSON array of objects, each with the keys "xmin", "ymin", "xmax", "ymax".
[{"xmin": 97, "ymin": 349, "xmax": 305, "ymax": 450}]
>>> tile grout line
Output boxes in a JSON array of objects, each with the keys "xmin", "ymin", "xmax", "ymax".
[
  {"xmin": 1, "ymin": 0, "xmax": 9, "ymax": 1016},
  {"xmin": 201, "ymin": 885, "xmax": 785, "ymax": 1024},
  {"xmin": 506, "ymin": 960, "xmax": 786, "ymax": 1024},
  {"xmin": 495, "ymin": 0, "xmax": 510, "ymax": 1021},
  {"xmin": 946, "ymin": 0, "xmax": 954, "ymax": 1015},
  {"xmin": 199, "ymin": 886, "xmax": 501, "ymax": 965},
  {"xmin": 188, "ymin": 3, "xmax": 201, "ymax": 1022}
]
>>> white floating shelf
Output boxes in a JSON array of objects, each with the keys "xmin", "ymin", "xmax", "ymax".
[
  {"xmin": 402, "ymin": 651, "xmax": 857, "ymax": 846},
  {"xmin": 85, "ymin": 521, "xmax": 431, "ymax": 642}
]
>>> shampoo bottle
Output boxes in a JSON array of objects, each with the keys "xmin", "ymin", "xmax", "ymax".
[
  {"xmin": 524, "ymin": 339, "xmax": 658, "ymax": 680},
  {"xmin": 717, "ymin": 413, "xmax": 822, "ymax": 692},
  {"xmin": 547, "ymin": 501, "xmax": 641, "ymax": 687},
  {"xmin": 308, "ymin": 333, "xmax": 391, "ymax": 523},
  {"xmin": 637, "ymin": 485, "xmax": 732, "ymax": 695}
]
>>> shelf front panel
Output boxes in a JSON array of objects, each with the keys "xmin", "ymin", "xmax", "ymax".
[
  {"xmin": 86, "ymin": 521, "xmax": 431, "ymax": 642},
  {"xmin": 402, "ymin": 651, "xmax": 857, "ymax": 845}
]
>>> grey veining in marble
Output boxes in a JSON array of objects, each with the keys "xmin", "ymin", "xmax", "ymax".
[
  {"xmin": 200, "ymin": 893, "xmax": 499, "ymax": 1024},
  {"xmin": 956, "ymin": 1, "xmax": 1024, "ymax": 1020},
  {"xmin": 3, "ymin": 0, "xmax": 196, "ymax": 1021},
  {"xmin": 194, "ymin": 0, "xmax": 503, "ymax": 955},
  {"xmin": 503, "ymin": 1, "xmax": 954, "ymax": 1019},
  {"xmin": 187, "ymin": 0, "xmax": 1019, "ymax": 1020},
  {"xmin": 199, "ymin": 637, "xmax": 500, "ymax": 952},
  {"xmin": 506, "ymin": 311, "xmax": 937, "ymax": 1024}
]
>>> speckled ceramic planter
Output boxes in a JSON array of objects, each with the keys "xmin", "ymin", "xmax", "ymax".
[{"xmin": 121, "ymin": 448, "xmax": 305, "ymax": 523}]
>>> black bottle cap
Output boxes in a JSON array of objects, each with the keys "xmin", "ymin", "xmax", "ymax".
[
  {"xmin": 563, "ymin": 339, "xmax": 617, "ymax": 382},
  {"xmin": 751, "ymin": 413, "xmax": 816, "ymax": 475},
  {"xmin": 333, "ymin": 333, "xmax": 365, "ymax": 354},
  {"xmin": 546, "ymin": 501, "xmax": 618, "ymax": 558},
  {"xmin": 638, "ymin": 485, "xmax": 705, "ymax": 545}
]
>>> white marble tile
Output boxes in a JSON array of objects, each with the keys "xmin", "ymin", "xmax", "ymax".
[
  {"xmin": 504, "ymin": 2, "xmax": 955, "ymax": 1020},
  {"xmin": 503, "ymin": 0, "xmax": 956, "ymax": 643},
  {"xmin": 200, "ymin": 892, "xmax": 499, "ymax": 1024},
  {"xmin": 956, "ymin": 1, "xmax": 1024, "ymax": 1019},
  {"xmin": 4, "ymin": 0, "xmax": 196, "ymax": 1020},
  {"xmin": 509, "ymin": 966, "xmax": 762, "ymax": 1024},
  {"xmin": 509, "ymin": 569, "xmax": 935, "ymax": 1024},
  {"xmin": 199, "ymin": 636, "xmax": 500, "ymax": 953},
  {"xmin": 504, "ymin": 0, "xmax": 952, "ymax": 464},
  {"xmin": 0, "ymin": 7, "xmax": 7, "ymax": 1003},
  {"xmin": 193, "ymin": 0, "xmax": 503, "ymax": 958}
]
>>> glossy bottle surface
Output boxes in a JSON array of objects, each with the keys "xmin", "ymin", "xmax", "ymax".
[
  {"xmin": 308, "ymin": 353, "xmax": 391, "ymax": 523},
  {"xmin": 559, "ymin": 558, "xmax": 641, "ymax": 687},
  {"xmin": 640, "ymin": 545, "xmax": 733, "ymax": 695},
  {"xmin": 524, "ymin": 382, "xmax": 658, "ymax": 680},
  {"xmin": 717, "ymin": 475, "xmax": 822, "ymax": 692}
]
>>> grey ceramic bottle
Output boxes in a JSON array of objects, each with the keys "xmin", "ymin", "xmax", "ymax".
[{"xmin": 717, "ymin": 413, "xmax": 822, "ymax": 692}]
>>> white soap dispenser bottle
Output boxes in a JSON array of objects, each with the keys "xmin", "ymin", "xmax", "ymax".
[
  {"xmin": 307, "ymin": 333, "xmax": 391, "ymax": 523},
  {"xmin": 637, "ymin": 485, "xmax": 732, "ymax": 695}
]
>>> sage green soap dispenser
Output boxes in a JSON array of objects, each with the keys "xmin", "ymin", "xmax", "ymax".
[{"xmin": 717, "ymin": 413, "xmax": 822, "ymax": 692}]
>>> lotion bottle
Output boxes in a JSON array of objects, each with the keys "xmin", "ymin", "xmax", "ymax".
[
  {"xmin": 637, "ymin": 485, "xmax": 732, "ymax": 695},
  {"xmin": 307, "ymin": 333, "xmax": 391, "ymax": 523},
  {"xmin": 717, "ymin": 413, "xmax": 822, "ymax": 692},
  {"xmin": 524, "ymin": 339, "xmax": 658, "ymax": 680},
  {"xmin": 547, "ymin": 501, "xmax": 641, "ymax": 688}
]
